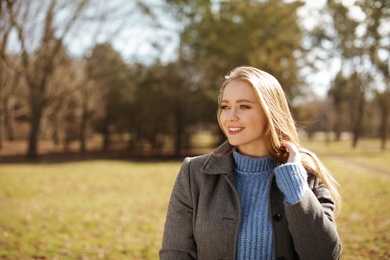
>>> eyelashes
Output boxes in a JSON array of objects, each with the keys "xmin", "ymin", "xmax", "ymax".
[{"xmin": 219, "ymin": 105, "xmax": 251, "ymax": 110}]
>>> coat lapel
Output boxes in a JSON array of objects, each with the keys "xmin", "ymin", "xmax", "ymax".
[{"xmin": 201, "ymin": 141, "xmax": 234, "ymax": 176}]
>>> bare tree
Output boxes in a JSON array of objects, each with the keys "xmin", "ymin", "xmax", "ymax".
[
  {"xmin": 358, "ymin": 0, "xmax": 390, "ymax": 150},
  {"xmin": 328, "ymin": 71, "xmax": 351, "ymax": 141},
  {"xmin": 0, "ymin": 0, "xmax": 152, "ymax": 158},
  {"xmin": 0, "ymin": 0, "xmax": 92, "ymax": 157}
]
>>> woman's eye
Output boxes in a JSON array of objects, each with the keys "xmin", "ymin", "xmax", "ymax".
[
  {"xmin": 220, "ymin": 105, "xmax": 229, "ymax": 110},
  {"xmin": 240, "ymin": 105, "xmax": 251, "ymax": 109}
]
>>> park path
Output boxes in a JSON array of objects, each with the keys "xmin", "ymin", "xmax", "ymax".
[{"xmin": 323, "ymin": 154, "xmax": 390, "ymax": 178}]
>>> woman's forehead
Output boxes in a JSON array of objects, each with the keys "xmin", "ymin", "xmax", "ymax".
[{"xmin": 222, "ymin": 80, "xmax": 257, "ymax": 100}]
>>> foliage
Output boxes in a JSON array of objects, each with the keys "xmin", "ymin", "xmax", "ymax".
[
  {"xmin": 307, "ymin": 0, "xmax": 390, "ymax": 147},
  {"xmin": 128, "ymin": 62, "xmax": 217, "ymax": 155},
  {"xmin": 0, "ymin": 139, "xmax": 389, "ymax": 259},
  {"xmin": 165, "ymin": 0, "xmax": 304, "ymax": 99},
  {"xmin": 86, "ymin": 43, "xmax": 136, "ymax": 151},
  {"xmin": 357, "ymin": 0, "xmax": 390, "ymax": 150},
  {"xmin": 0, "ymin": 0, "xmax": 152, "ymax": 157},
  {"xmin": 0, "ymin": 0, "xmax": 95, "ymax": 158},
  {"xmin": 1, "ymin": 0, "xmax": 389, "ymax": 157},
  {"xmin": 328, "ymin": 71, "xmax": 353, "ymax": 140}
]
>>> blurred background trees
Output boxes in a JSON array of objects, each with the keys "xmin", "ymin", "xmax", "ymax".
[
  {"xmin": 0, "ymin": 0, "xmax": 389, "ymax": 158},
  {"xmin": 165, "ymin": 0, "xmax": 303, "ymax": 97},
  {"xmin": 306, "ymin": 0, "xmax": 389, "ymax": 148}
]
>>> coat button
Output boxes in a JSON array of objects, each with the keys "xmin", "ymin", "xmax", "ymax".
[{"xmin": 273, "ymin": 213, "xmax": 282, "ymax": 222}]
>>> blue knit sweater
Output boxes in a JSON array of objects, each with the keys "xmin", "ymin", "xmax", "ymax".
[{"xmin": 233, "ymin": 150, "xmax": 309, "ymax": 260}]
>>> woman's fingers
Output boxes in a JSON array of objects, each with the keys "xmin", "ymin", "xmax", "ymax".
[{"xmin": 280, "ymin": 141, "xmax": 301, "ymax": 163}]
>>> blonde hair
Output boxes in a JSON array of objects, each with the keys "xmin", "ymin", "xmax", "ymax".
[{"xmin": 217, "ymin": 66, "xmax": 341, "ymax": 215}]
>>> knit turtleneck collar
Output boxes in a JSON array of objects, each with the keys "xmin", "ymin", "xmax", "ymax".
[{"xmin": 233, "ymin": 149, "xmax": 276, "ymax": 173}]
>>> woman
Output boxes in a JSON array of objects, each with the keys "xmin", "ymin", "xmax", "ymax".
[{"xmin": 160, "ymin": 66, "xmax": 342, "ymax": 260}]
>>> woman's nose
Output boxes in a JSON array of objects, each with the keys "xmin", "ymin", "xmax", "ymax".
[{"xmin": 228, "ymin": 109, "xmax": 238, "ymax": 121}]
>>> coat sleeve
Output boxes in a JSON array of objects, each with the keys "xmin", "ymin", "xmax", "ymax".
[
  {"xmin": 284, "ymin": 174, "xmax": 342, "ymax": 260},
  {"xmin": 160, "ymin": 157, "xmax": 197, "ymax": 260}
]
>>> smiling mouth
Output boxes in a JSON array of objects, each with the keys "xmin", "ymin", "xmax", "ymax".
[{"xmin": 228, "ymin": 127, "xmax": 244, "ymax": 134}]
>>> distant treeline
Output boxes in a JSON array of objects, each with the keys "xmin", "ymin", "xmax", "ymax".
[{"xmin": 0, "ymin": 0, "xmax": 388, "ymax": 158}]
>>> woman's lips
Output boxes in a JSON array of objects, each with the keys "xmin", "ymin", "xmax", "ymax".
[{"xmin": 228, "ymin": 127, "xmax": 244, "ymax": 135}]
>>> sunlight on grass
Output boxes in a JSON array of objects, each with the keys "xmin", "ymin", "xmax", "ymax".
[
  {"xmin": 325, "ymin": 160, "xmax": 390, "ymax": 260},
  {"xmin": 0, "ymin": 139, "xmax": 389, "ymax": 259},
  {"xmin": 0, "ymin": 161, "xmax": 180, "ymax": 259},
  {"xmin": 304, "ymin": 139, "xmax": 390, "ymax": 260}
]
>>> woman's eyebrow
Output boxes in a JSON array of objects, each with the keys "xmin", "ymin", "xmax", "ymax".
[
  {"xmin": 236, "ymin": 99, "xmax": 255, "ymax": 103},
  {"xmin": 221, "ymin": 98, "xmax": 255, "ymax": 104}
]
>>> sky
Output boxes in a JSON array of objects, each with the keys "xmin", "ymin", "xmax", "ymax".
[
  {"xmin": 66, "ymin": 0, "xmax": 178, "ymax": 64},
  {"xmin": 65, "ymin": 0, "xmax": 365, "ymax": 98},
  {"xmin": 67, "ymin": 0, "xmax": 337, "ymax": 63}
]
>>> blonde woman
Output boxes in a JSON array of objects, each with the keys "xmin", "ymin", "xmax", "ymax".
[{"xmin": 160, "ymin": 66, "xmax": 342, "ymax": 260}]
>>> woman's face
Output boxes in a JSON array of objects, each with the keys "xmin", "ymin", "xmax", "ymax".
[{"xmin": 219, "ymin": 79, "xmax": 268, "ymax": 157}]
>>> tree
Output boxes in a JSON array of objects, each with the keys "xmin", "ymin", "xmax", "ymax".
[
  {"xmin": 0, "ymin": 1, "xmax": 28, "ymax": 147},
  {"xmin": 0, "ymin": 0, "xmax": 153, "ymax": 158},
  {"xmin": 165, "ymin": 0, "xmax": 304, "ymax": 99},
  {"xmin": 78, "ymin": 70, "xmax": 98, "ymax": 153},
  {"xmin": 165, "ymin": 60, "xmax": 217, "ymax": 156},
  {"xmin": 0, "ymin": 0, "xmax": 94, "ymax": 158},
  {"xmin": 305, "ymin": 0, "xmax": 389, "ymax": 147},
  {"xmin": 86, "ymin": 43, "xmax": 134, "ymax": 152},
  {"xmin": 294, "ymin": 99, "xmax": 323, "ymax": 140},
  {"xmin": 127, "ymin": 61, "xmax": 215, "ymax": 156},
  {"xmin": 357, "ymin": 0, "xmax": 390, "ymax": 150},
  {"xmin": 306, "ymin": 0, "xmax": 371, "ymax": 146},
  {"xmin": 42, "ymin": 55, "xmax": 83, "ymax": 150},
  {"xmin": 127, "ymin": 63, "xmax": 174, "ymax": 153},
  {"xmin": 328, "ymin": 71, "xmax": 351, "ymax": 141},
  {"xmin": 0, "ymin": 62, "xmax": 22, "ymax": 146}
]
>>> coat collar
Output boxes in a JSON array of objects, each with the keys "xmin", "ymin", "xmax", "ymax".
[{"xmin": 201, "ymin": 141, "xmax": 234, "ymax": 176}]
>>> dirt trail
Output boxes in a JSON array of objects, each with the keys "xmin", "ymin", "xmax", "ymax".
[{"xmin": 324, "ymin": 155, "xmax": 390, "ymax": 178}]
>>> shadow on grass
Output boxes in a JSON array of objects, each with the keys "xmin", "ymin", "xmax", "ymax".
[{"xmin": 0, "ymin": 150, "xmax": 190, "ymax": 164}]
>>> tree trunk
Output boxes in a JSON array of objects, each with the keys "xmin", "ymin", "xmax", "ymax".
[
  {"xmin": 6, "ymin": 75, "xmax": 20, "ymax": 141},
  {"xmin": 27, "ymin": 103, "xmax": 43, "ymax": 159},
  {"xmin": 80, "ymin": 99, "xmax": 88, "ymax": 153},
  {"xmin": 350, "ymin": 72, "xmax": 365, "ymax": 148},
  {"xmin": 334, "ymin": 104, "xmax": 342, "ymax": 141},
  {"xmin": 5, "ymin": 98, "xmax": 16, "ymax": 141},
  {"xmin": 323, "ymin": 100, "xmax": 332, "ymax": 144},
  {"xmin": 174, "ymin": 113, "xmax": 182, "ymax": 157},
  {"xmin": 102, "ymin": 116, "xmax": 110, "ymax": 152},
  {"xmin": 379, "ymin": 109, "xmax": 388, "ymax": 151},
  {"xmin": 174, "ymin": 97, "xmax": 183, "ymax": 157},
  {"xmin": 0, "ymin": 63, "xmax": 4, "ymax": 149},
  {"xmin": 27, "ymin": 79, "xmax": 46, "ymax": 159},
  {"xmin": 52, "ymin": 111, "xmax": 60, "ymax": 146},
  {"xmin": 379, "ymin": 91, "xmax": 389, "ymax": 151},
  {"xmin": 0, "ymin": 99, "xmax": 4, "ymax": 149},
  {"xmin": 352, "ymin": 91, "xmax": 365, "ymax": 148}
]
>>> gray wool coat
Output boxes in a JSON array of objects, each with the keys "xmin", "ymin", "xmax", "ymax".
[{"xmin": 160, "ymin": 142, "xmax": 342, "ymax": 260}]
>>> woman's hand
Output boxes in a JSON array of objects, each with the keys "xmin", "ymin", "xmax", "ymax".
[{"xmin": 280, "ymin": 141, "xmax": 302, "ymax": 164}]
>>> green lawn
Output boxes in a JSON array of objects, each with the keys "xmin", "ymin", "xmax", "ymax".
[
  {"xmin": 0, "ymin": 161, "xmax": 179, "ymax": 259},
  {"xmin": 304, "ymin": 139, "xmax": 390, "ymax": 260},
  {"xmin": 0, "ymin": 139, "xmax": 389, "ymax": 259}
]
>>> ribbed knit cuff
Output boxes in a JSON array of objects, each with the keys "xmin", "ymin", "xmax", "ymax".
[{"xmin": 274, "ymin": 163, "xmax": 309, "ymax": 205}]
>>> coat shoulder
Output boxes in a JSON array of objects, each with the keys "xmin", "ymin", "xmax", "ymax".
[{"xmin": 177, "ymin": 142, "xmax": 233, "ymax": 182}]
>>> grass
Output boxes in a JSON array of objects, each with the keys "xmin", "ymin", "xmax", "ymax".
[
  {"xmin": 0, "ymin": 139, "xmax": 389, "ymax": 259},
  {"xmin": 0, "ymin": 161, "xmax": 179, "ymax": 259},
  {"xmin": 304, "ymin": 139, "xmax": 390, "ymax": 260}
]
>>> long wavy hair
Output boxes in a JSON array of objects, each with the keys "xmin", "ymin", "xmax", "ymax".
[{"xmin": 217, "ymin": 66, "xmax": 341, "ymax": 215}]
